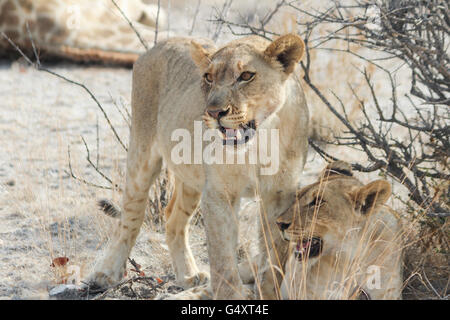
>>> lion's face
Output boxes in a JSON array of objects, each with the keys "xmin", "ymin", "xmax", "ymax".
[
  {"xmin": 198, "ymin": 46, "xmax": 287, "ymax": 145},
  {"xmin": 277, "ymin": 176, "xmax": 358, "ymax": 264},
  {"xmin": 190, "ymin": 35, "xmax": 305, "ymax": 145},
  {"xmin": 276, "ymin": 161, "xmax": 392, "ymax": 265}
]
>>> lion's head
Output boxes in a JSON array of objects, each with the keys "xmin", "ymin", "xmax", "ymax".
[
  {"xmin": 190, "ymin": 34, "xmax": 305, "ymax": 145},
  {"xmin": 276, "ymin": 161, "xmax": 392, "ymax": 266},
  {"xmin": 275, "ymin": 161, "xmax": 401, "ymax": 299}
]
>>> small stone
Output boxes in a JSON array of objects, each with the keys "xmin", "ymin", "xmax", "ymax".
[{"xmin": 49, "ymin": 284, "xmax": 82, "ymax": 299}]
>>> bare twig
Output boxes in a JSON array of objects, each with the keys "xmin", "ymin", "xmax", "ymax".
[
  {"xmin": 1, "ymin": 32, "xmax": 128, "ymax": 153},
  {"xmin": 154, "ymin": 0, "xmax": 161, "ymax": 45},
  {"xmin": 66, "ymin": 145, "xmax": 112, "ymax": 190},
  {"xmin": 109, "ymin": 92, "xmax": 131, "ymax": 128},
  {"xmin": 212, "ymin": 0, "xmax": 234, "ymax": 42},
  {"xmin": 90, "ymin": 275, "xmax": 165, "ymax": 300},
  {"xmin": 80, "ymin": 136, "xmax": 119, "ymax": 189},
  {"xmin": 422, "ymin": 268, "xmax": 445, "ymax": 300},
  {"xmin": 167, "ymin": 0, "xmax": 171, "ymax": 34},
  {"xmin": 128, "ymin": 258, "xmax": 145, "ymax": 275},
  {"xmin": 189, "ymin": 0, "xmax": 202, "ymax": 36},
  {"xmin": 213, "ymin": 0, "xmax": 449, "ymax": 218},
  {"xmin": 1, "ymin": 30, "xmax": 131, "ymax": 192},
  {"xmin": 110, "ymin": 0, "xmax": 149, "ymax": 50},
  {"xmin": 96, "ymin": 115, "xmax": 100, "ymax": 168}
]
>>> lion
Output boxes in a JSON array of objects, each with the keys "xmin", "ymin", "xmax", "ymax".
[
  {"xmin": 275, "ymin": 161, "xmax": 403, "ymax": 299},
  {"xmin": 87, "ymin": 34, "xmax": 309, "ymax": 299}
]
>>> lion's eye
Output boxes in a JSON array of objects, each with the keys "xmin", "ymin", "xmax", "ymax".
[
  {"xmin": 204, "ymin": 73, "xmax": 213, "ymax": 84},
  {"xmin": 308, "ymin": 196, "xmax": 325, "ymax": 208},
  {"xmin": 238, "ymin": 71, "xmax": 255, "ymax": 82}
]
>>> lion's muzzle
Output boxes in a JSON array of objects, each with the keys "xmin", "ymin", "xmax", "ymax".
[
  {"xmin": 219, "ymin": 120, "xmax": 256, "ymax": 145},
  {"xmin": 294, "ymin": 237, "xmax": 323, "ymax": 261},
  {"xmin": 202, "ymin": 107, "xmax": 257, "ymax": 145}
]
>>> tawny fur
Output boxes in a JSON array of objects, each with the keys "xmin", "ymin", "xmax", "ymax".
[
  {"xmin": 276, "ymin": 162, "xmax": 403, "ymax": 300},
  {"xmin": 87, "ymin": 34, "xmax": 309, "ymax": 300}
]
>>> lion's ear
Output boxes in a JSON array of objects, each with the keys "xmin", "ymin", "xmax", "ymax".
[
  {"xmin": 349, "ymin": 180, "xmax": 391, "ymax": 215},
  {"xmin": 264, "ymin": 34, "xmax": 305, "ymax": 75},
  {"xmin": 190, "ymin": 41, "xmax": 213, "ymax": 71},
  {"xmin": 320, "ymin": 161, "xmax": 353, "ymax": 179}
]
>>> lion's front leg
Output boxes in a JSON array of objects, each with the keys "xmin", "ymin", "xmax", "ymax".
[
  {"xmin": 87, "ymin": 184, "xmax": 150, "ymax": 288},
  {"xmin": 86, "ymin": 129, "xmax": 162, "ymax": 289},
  {"xmin": 201, "ymin": 187, "xmax": 249, "ymax": 299},
  {"xmin": 87, "ymin": 155, "xmax": 161, "ymax": 288}
]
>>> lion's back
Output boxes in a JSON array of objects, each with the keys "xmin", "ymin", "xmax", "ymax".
[
  {"xmin": 131, "ymin": 38, "xmax": 215, "ymax": 129},
  {"xmin": 133, "ymin": 37, "xmax": 214, "ymax": 95}
]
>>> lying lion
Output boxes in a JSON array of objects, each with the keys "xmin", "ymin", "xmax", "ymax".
[{"xmin": 275, "ymin": 161, "xmax": 403, "ymax": 299}]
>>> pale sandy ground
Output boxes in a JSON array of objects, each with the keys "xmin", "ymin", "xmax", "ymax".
[
  {"xmin": 0, "ymin": 1, "xmax": 446, "ymax": 300},
  {"xmin": 0, "ymin": 59, "xmax": 408, "ymax": 299},
  {"xmin": 0, "ymin": 62, "xmax": 130, "ymax": 298}
]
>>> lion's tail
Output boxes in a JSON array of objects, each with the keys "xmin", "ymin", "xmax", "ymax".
[{"xmin": 97, "ymin": 199, "xmax": 121, "ymax": 218}]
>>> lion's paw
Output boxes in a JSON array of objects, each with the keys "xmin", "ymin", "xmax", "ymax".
[
  {"xmin": 183, "ymin": 271, "xmax": 210, "ymax": 288},
  {"xmin": 157, "ymin": 284, "xmax": 212, "ymax": 300},
  {"xmin": 84, "ymin": 269, "xmax": 123, "ymax": 291}
]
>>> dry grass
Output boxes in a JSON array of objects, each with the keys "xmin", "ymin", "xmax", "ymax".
[{"xmin": 0, "ymin": 0, "xmax": 447, "ymax": 300}]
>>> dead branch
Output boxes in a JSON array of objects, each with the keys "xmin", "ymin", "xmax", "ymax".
[
  {"xmin": 80, "ymin": 136, "xmax": 121, "ymax": 190},
  {"xmin": 189, "ymin": 0, "xmax": 202, "ymax": 36},
  {"xmin": 66, "ymin": 145, "xmax": 112, "ymax": 190},
  {"xmin": 110, "ymin": 0, "xmax": 149, "ymax": 50},
  {"xmin": 213, "ymin": 0, "xmax": 449, "ymax": 218},
  {"xmin": 89, "ymin": 275, "xmax": 166, "ymax": 300},
  {"xmin": 1, "ymin": 30, "xmax": 129, "ymax": 193},
  {"xmin": 212, "ymin": 0, "xmax": 234, "ymax": 42},
  {"xmin": 154, "ymin": 0, "xmax": 161, "ymax": 45},
  {"xmin": 1, "ymin": 32, "xmax": 128, "ymax": 152}
]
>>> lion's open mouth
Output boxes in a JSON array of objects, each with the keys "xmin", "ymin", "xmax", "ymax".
[
  {"xmin": 219, "ymin": 120, "xmax": 257, "ymax": 145},
  {"xmin": 294, "ymin": 237, "xmax": 323, "ymax": 261}
]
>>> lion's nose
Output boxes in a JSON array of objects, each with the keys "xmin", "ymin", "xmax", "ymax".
[
  {"xmin": 276, "ymin": 222, "xmax": 291, "ymax": 231},
  {"xmin": 207, "ymin": 107, "xmax": 230, "ymax": 120}
]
